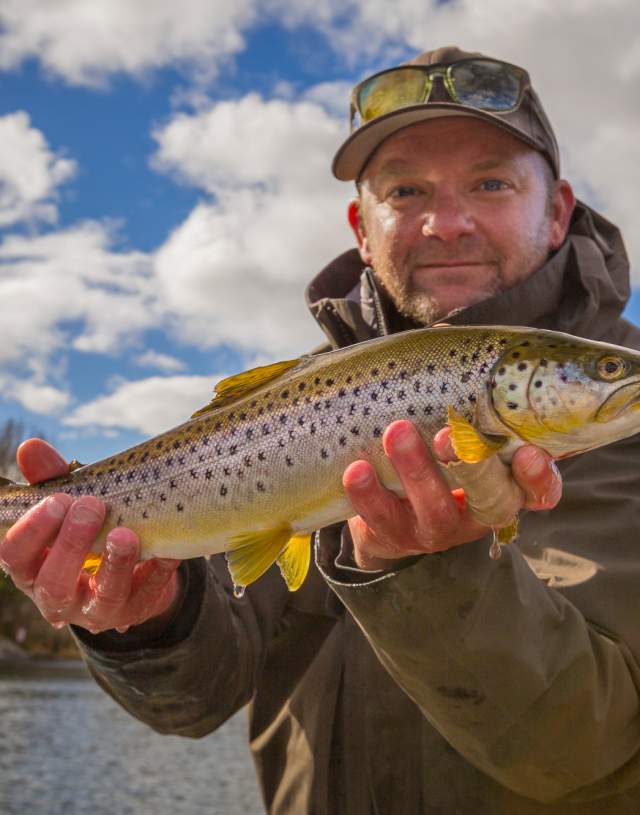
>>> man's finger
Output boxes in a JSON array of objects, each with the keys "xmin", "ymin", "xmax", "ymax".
[
  {"xmin": 127, "ymin": 558, "xmax": 181, "ymax": 624},
  {"xmin": 17, "ymin": 439, "xmax": 69, "ymax": 485},
  {"xmin": 33, "ymin": 497, "xmax": 106, "ymax": 622},
  {"xmin": 511, "ymin": 446, "xmax": 562, "ymax": 510},
  {"xmin": 81, "ymin": 528, "xmax": 139, "ymax": 623},
  {"xmin": 0, "ymin": 493, "xmax": 73, "ymax": 591},
  {"xmin": 343, "ymin": 459, "xmax": 412, "ymax": 554},
  {"xmin": 382, "ymin": 421, "xmax": 462, "ymax": 539}
]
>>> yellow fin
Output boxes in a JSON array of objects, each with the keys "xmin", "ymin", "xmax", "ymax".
[
  {"xmin": 277, "ymin": 533, "xmax": 311, "ymax": 592},
  {"xmin": 82, "ymin": 554, "xmax": 103, "ymax": 574},
  {"xmin": 226, "ymin": 525, "xmax": 292, "ymax": 590},
  {"xmin": 496, "ymin": 515, "xmax": 519, "ymax": 546},
  {"xmin": 192, "ymin": 358, "xmax": 308, "ymax": 417},
  {"xmin": 447, "ymin": 406, "xmax": 507, "ymax": 463}
]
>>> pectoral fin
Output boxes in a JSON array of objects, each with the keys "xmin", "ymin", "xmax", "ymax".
[{"xmin": 447, "ymin": 407, "xmax": 507, "ymax": 463}]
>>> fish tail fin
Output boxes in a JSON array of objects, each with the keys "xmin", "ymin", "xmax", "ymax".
[{"xmin": 277, "ymin": 533, "xmax": 312, "ymax": 592}]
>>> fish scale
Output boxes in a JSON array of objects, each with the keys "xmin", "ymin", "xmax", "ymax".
[{"xmin": 3, "ymin": 325, "xmax": 640, "ymax": 592}]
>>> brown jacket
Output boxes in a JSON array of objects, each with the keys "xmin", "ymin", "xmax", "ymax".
[{"xmin": 74, "ymin": 201, "xmax": 640, "ymax": 814}]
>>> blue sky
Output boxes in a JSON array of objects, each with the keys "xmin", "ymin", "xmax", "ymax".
[{"xmin": 0, "ymin": 1, "xmax": 638, "ymax": 466}]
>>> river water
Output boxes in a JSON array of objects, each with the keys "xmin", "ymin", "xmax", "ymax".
[{"xmin": 0, "ymin": 663, "xmax": 265, "ymax": 815}]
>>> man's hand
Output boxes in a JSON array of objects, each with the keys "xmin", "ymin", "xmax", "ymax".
[
  {"xmin": 0, "ymin": 439, "xmax": 181, "ymax": 635},
  {"xmin": 343, "ymin": 420, "xmax": 562, "ymax": 571}
]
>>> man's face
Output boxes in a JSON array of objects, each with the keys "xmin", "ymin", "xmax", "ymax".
[{"xmin": 352, "ymin": 117, "xmax": 574, "ymax": 324}]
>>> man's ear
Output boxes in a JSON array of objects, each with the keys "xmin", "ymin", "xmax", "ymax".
[
  {"xmin": 549, "ymin": 180, "xmax": 576, "ymax": 250},
  {"xmin": 347, "ymin": 198, "xmax": 373, "ymax": 265}
]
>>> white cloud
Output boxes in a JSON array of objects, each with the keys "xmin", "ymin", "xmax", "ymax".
[
  {"xmin": 152, "ymin": 93, "xmax": 353, "ymax": 357},
  {"xmin": 0, "ymin": 111, "xmax": 76, "ymax": 226},
  {"xmin": 0, "ymin": 0, "xmax": 257, "ymax": 87},
  {"xmin": 135, "ymin": 350, "xmax": 186, "ymax": 373},
  {"xmin": 0, "ymin": 376, "xmax": 70, "ymax": 415},
  {"xmin": 0, "ymin": 221, "xmax": 155, "ymax": 367},
  {"xmin": 64, "ymin": 374, "xmax": 220, "ymax": 435}
]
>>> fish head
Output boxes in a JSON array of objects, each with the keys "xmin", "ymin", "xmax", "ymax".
[{"xmin": 489, "ymin": 332, "xmax": 640, "ymax": 457}]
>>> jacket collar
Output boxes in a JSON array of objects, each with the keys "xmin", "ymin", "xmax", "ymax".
[{"xmin": 305, "ymin": 201, "xmax": 630, "ymax": 348}]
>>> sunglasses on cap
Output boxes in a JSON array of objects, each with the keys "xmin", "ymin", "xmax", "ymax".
[{"xmin": 350, "ymin": 58, "xmax": 531, "ymax": 130}]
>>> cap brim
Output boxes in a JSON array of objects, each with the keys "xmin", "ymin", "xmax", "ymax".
[{"xmin": 331, "ymin": 103, "xmax": 545, "ymax": 181}]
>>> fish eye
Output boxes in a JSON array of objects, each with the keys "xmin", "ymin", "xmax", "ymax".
[{"xmin": 596, "ymin": 355, "xmax": 626, "ymax": 381}]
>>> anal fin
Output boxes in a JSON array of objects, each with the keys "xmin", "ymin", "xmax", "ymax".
[
  {"xmin": 277, "ymin": 533, "xmax": 311, "ymax": 592},
  {"xmin": 226, "ymin": 526, "xmax": 292, "ymax": 592}
]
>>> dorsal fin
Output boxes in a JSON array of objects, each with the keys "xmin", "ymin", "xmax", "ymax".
[{"xmin": 191, "ymin": 357, "xmax": 308, "ymax": 418}]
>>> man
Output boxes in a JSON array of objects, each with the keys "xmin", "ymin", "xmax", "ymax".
[{"xmin": 2, "ymin": 46, "xmax": 640, "ymax": 813}]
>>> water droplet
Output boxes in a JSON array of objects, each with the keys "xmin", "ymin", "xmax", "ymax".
[
  {"xmin": 115, "ymin": 625, "xmax": 130, "ymax": 634},
  {"xmin": 51, "ymin": 621, "xmax": 67, "ymax": 630},
  {"xmin": 489, "ymin": 532, "xmax": 502, "ymax": 560},
  {"xmin": 233, "ymin": 584, "xmax": 245, "ymax": 599}
]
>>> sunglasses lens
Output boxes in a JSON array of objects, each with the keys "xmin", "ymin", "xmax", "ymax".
[
  {"xmin": 451, "ymin": 60, "xmax": 522, "ymax": 111},
  {"xmin": 358, "ymin": 68, "xmax": 428, "ymax": 122}
]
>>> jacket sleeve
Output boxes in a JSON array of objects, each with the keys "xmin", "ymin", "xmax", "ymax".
[
  {"xmin": 316, "ymin": 436, "xmax": 640, "ymax": 805},
  {"xmin": 71, "ymin": 554, "xmax": 289, "ymax": 738}
]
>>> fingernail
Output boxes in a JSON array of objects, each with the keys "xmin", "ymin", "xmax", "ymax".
[
  {"xmin": 392, "ymin": 424, "xmax": 416, "ymax": 451},
  {"xmin": 71, "ymin": 501, "xmax": 102, "ymax": 524},
  {"xmin": 45, "ymin": 496, "xmax": 67, "ymax": 520},
  {"xmin": 520, "ymin": 448, "xmax": 547, "ymax": 478}
]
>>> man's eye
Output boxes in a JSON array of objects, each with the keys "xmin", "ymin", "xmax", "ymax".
[
  {"xmin": 391, "ymin": 186, "xmax": 418, "ymax": 198},
  {"xmin": 479, "ymin": 179, "xmax": 508, "ymax": 192}
]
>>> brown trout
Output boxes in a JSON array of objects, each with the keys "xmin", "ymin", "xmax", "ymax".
[{"xmin": 2, "ymin": 325, "xmax": 640, "ymax": 593}]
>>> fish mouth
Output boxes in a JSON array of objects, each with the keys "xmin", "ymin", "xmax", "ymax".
[{"xmin": 595, "ymin": 380, "xmax": 640, "ymax": 423}]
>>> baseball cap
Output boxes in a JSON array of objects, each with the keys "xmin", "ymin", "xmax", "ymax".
[{"xmin": 332, "ymin": 46, "xmax": 560, "ymax": 181}]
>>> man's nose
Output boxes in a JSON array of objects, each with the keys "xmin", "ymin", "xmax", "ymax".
[{"xmin": 421, "ymin": 191, "xmax": 474, "ymax": 241}]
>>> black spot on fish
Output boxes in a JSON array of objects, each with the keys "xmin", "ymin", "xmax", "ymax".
[
  {"xmin": 177, "ymin": 456, "xmax": 185, "ymax": 466},
  {"xmin": 413, "ymin": 381, "xmax": 421, "ymax": 392},
  {"xmin": 142, "ymin": 510, "xmax": 148, "ymax": 519},
  {"xmin": 398, "ymin": 389, "xmax": 406, "ymax": 399},
  {"xmin": 281, "ymin": 390, "xmax": 289, "ymax": 399},
  {"xmin": 509, "ymin": 384, "xmax": 517, "ymax": 391},
  {"xmin": 521, "ymin": 340, "xmax": 530, "ymax": 347},
  {"xmin": 461, "ymin": 372, "xmax": 471, "ymax": 383},
  {"xmin": 507, "ymin": 402, "xmax": 518, "ymax": 410},
  {"xmin": 440, "ymin": 383, "xmax": 448, "ymax": 393},
  {"xmin": 177, "ymin": 503, "xmax": 184, "ymax": 512},
  {"xmin": 286, "ymin": 456, "xmax": 293, "ymax": 467},
  {"xmin": 371, "ymin": 392, "xmax": 378, "ymax": 401},
  {"xmin": 190, "ymin": 469, "xmax": 198, "ymax": 479},
  {"xmin": 246, "ymin": 429, "xmax": 253, "ymax": 440},
  {"xmin": 339, "ymin": 436, "xmax": 347, "ymax": 446},
  {"xmin": 160, "ymin": 493, "xmax": 167, "ymax": 502},
  {"xmin": 124, "ymin": 496, "xmax": 131, "ymax": 506},
  {"xmin": 258, "ymin": 452, "xmax": 266, "ymax": 461},
  {"xmin": 173, "ymin": 440, "xmax": 181, "ymax": 449},
  {"xmin": 427, "ymin": 364, "xmax": 435, "ymax": 374},
  {"xmin": 310, "ymin": 423, "xmax": 317, "ymax": 434},
  {"xmin": 388, "ymin": 360, "xmax": 396, "ymax": 369},
  {"xmin": 468, "ymin": 394, "xmax": 476, "ymax": 403},
  {"xmin": 298, "ymin": 382, "xmax": 306, "ymax": 391},
  {"xmin": 517, "ymin": 362, "xmax": 527, "ymax": 371},
  {"xmin": 314, "ymin": 377, "xmax": 321, "ymax": 385},
  {"xmin": 170, "ymin": 479, "xmax": 177, "ymax": 489},
  {"xmin": 321, "ymin": 449, "xmax": 329, "ymax": 459},
  {"xmin": 373, "ymin": 427, "xmax": 382, "ymax": 437},
  {"xmin": 257, "ymin": 481, "xmax": 265, "ymax": 492},
  {"xmin": 350, "ymin": 427, "xmax": 360, "ymax": 436},
  {"xmin": 205, "ymin": 470, "xmax": 212, "ymax": 480},
  {"xmin": 408, "ymin": 406, "xmax": 416, "ymax": 416},
  {"xmin": 127, "ymin": 472, "xmax": 135, "ymax": 481},
  {"xmin": 425, "ymin": 405, "xmax": 433, "ymax": 415},
  {"xmin": 486, "ymin": 345, "xmax": 494, "ymax": 353},
  {"xmin": 540, "ymin": 359, "xmax": 548, "ymax": 367},
  {"xmin": 363, "ymin": 406, "xmax": 371, "ymax": 416},
  {"xmin": 220, "ymin": 486, "xmax": 227, "ymax": 497},
  {"xmin": 371, "ymin": 367, "xmax": 379, "ymax": 376},
  {"xmin": 141, "ymin": 452, "xmax": 149, "ymax": 463},
  {"xmin": 326, "ymin": 378, "xmax": 334, "ymax": 386},
  {"xmin": 512, "ymin": 352, "xmax": 520, "ymax": 359},
  {"xmin": 297, "ymin": 416, "xmax": 305, "ymax": 426},
  {"xmin": 115, "ymin": 474, "xmax": 123, "ymax": 484},
  {"xmin": 449, "ymin": 349, "xmax": 457, "ymax": 357}
]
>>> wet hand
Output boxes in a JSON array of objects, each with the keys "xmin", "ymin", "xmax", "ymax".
[
  {"xmin": 0, "ymin": 438, "xmax": 181, "ymax": 635},
  {"xmin": 343, "ymin": 420, "xmax": 562, "ymax": 571}
]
